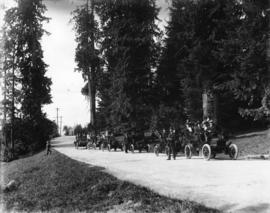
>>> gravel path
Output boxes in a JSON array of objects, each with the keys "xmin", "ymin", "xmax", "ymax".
[{"xmin": 53, "ymin": 136, "xmax": 270, "ymax": 213}]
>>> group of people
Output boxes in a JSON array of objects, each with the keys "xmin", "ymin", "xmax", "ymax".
[
  {"xmin": 154, "ymin": 128, "xmax": 178, "ymax": 160},
  {"xmin": 154, "ymin": 117, "xmax": 216, "ymax": 160},
  {"xmin": 122, "ymin": 132, "xmax": 142, "ymax": 153},
  {"xmin": 83, "ymin": 117, "xmax": 218, "ymax": 160},
  {"xmin": 185, "ymin": 117, "xmax": 217, "ymax": 142}
]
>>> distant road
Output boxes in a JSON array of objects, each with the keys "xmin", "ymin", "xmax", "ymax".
[{"xmin": 53, "ymin": 136, "xmax": 270, "ymax": 213}]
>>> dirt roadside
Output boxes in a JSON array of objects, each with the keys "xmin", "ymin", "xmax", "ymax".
[{"xmin": 53, "ymin": 136, "xmax": 270, "ymax": 213}]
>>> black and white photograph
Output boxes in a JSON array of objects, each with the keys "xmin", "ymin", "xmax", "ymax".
[{"xmin": 0, "ymin": 0, "xmax": 269, "ymax": 212}]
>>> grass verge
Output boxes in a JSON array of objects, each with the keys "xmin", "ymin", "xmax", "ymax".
[
  {"xmin": 232, "ymin": 129, "xmax": 270, "ymax": 157},
  {"xmin": 1, "ymin": 150, "xmax": 220, "ymax": 213}
]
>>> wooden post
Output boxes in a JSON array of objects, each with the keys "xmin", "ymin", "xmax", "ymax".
[
  {"xmin": 56, "ymin": 108, "xmax": 59, "ymax": 135},
  {"xmin": 60, "ymin": 116, "xmax": 62, "ymax": 136}
]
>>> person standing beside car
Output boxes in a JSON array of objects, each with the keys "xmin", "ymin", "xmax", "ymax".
[{"xmin": 124, "ymin": 132, "xmax": 129, "ymax": 153}]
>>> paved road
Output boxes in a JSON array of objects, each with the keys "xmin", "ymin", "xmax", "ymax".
[{"xmin": 53, "ymin": 136, "xmax": 270, "ymax": 213}]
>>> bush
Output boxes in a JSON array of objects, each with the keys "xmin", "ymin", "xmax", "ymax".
[{"xmin": 1, "ymin": 117, "xmax": 58, "ymax": 161}]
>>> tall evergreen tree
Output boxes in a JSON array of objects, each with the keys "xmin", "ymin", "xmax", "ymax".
[
  {"xmin": 1, "ymin": 7, "xmax": 22, "ymax": 157},
  {"xmin": 162, "ymin": 0, "xmax": 268, "ymax": 131},
  {"xmin": 1, "ymin": 0, "xmax": 53, "ymax": 159},
  {"xmin": 153, "ymin": 0, "xmax": 195, "ymax": 130},
  {"xmin": 97, "ymin": 0, "xmax": 160, "ymax": 132},
  {"xmin": 181, "ymin": 0, "xmax": 241, "ymax": 122},
  {"xmin": 72, "ymin": 0, "xmax": 101, "ymax": 132},
  {"xmin": 2, "ymin": 8, "xmax": 22, "ymax": 121},
  {"xmin": 16, "ymin": 0, "xmax": 52, "ymax": 151}
]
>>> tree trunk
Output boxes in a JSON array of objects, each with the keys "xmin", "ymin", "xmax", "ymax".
[
  {"xmin": 11, "ymin": 51, "xmax": 15, "ymax": 159},
  {"xmin": 88, "ymin": 71, "xmax": 96, "ymax": 129},
  {"xmin": 88, "ymin": 0, "xmax": 96, "ymax": 134},
  {"xmin": 3, "ymin": 56, "xmax": 7, "ymax": 147},
  {"xmin": 202, "ymin": 88, "xmax": 218, "ymax": 124}
]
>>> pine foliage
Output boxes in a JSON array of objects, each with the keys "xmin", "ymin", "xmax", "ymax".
[
  {"xmin": 1, "ymin": 0, "xmax": 54, "ymax": 160},
  {"xmin": 16, "ymin": 0, "xmax": 52, "ymax": 151},
  {"xmin": 96, "ymin": 0, "xmax": 160, "ymax": 132}
]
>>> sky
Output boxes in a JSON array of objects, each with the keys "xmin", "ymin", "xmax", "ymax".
[
  {"xmin": 0, "ymin": 0, "xmax": 170, "ymax": 130},
  {"xmin": 41, "ymin": 0, "xmax": 89, "ymax": 128}
]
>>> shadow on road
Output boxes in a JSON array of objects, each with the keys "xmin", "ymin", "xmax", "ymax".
[
  {"xmin": 51, "ymin": 137, "xmax": 75, "ymax": 149},
  {"xmin": 52, "ymin": 143, "xmax": 75, "ymax": 148},
  {"xmin": 237, "ymin": 203, "xmax": 270, "ymax": 213},
  {"xmin": 219, "ymin": 203, "xmax": 237, "ymax": 212}
]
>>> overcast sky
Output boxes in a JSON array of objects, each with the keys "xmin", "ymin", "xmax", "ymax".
[
  {"xmin": 1, "ymin": 0, "xmax": 170, "ymax": 130},
  {"xmin": 41, "ymin": 0, "xmax": 89, "ymax": 128}
]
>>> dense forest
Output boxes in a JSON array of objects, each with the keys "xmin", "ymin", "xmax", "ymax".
[{"xmin": 73, "ymin": 0, "xmax": 269, "ymax": 134}]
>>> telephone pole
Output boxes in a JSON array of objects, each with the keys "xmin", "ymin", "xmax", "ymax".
[
  {"xmin": 56, "ymin": 108, "xmax": 59, "ymax": 135},
  {"xmin": 60, "ymin": 116, "xmax": 63, "ymax": 136}
]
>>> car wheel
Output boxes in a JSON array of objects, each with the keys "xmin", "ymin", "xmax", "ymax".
[
  {"xmin": 202, "ymin": 144, "xmax": 211, "ymax": 161},
  {"xmin": 229, "ymin": 143, "xmax": 238, "ymax": 160},
  {"xmin": 184, "ymin": 145, "xmax": 192, "ymax": 159}
]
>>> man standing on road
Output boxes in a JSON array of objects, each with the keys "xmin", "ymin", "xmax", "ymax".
[
  {"xmin": 46, "ymin": 137, "xmax": 52, "ymax": 155},
  {"xmin": 167, "ymin": 128, "xmax": 177, "ymax": 160}
]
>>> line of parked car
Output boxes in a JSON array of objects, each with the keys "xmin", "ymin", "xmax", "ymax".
[
  {"xmin": 74, "ymin": 122, "xmax": 239, "ymax": 161},
  {"xmin": 74, "ymin": 130, "xmax": 158, "ymax": 153}
]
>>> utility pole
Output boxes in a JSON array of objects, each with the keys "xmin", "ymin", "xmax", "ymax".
[
  {"xmin": 56, "ymin": 108, "xmax": 59, "ymax": 135},
  {"xmin": 60, "ymin": 116, "xmax": 63, "ymax": 136}
]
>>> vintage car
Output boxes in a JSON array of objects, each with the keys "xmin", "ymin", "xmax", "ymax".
[
  {"xmin": 74, "ymin": 134, "xmax": 88, "ymax": 149},
  {"xmin": 201, "ymin": 134, "xmax": 238, "ymax": 160},
  {"xmin": 109, "ymin": 133, "xmax": 124, "ymax": 151},
  {"xmin": 183, "ymin": 121, "xmax": 239, "ymax": 160},
  {"xmin": 129, "ymin": 130, "xmax": 159, "ymax": 153}
]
